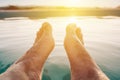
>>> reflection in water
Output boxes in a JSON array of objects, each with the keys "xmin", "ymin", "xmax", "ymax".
[{"xmin": 0, "ymin": 17, "xmax": 120, "ymax": 80}]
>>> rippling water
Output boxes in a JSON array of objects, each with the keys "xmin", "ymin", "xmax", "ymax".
[{"xmin": 0, "ymin": 16, "xmax": 120, "ymax": 80}]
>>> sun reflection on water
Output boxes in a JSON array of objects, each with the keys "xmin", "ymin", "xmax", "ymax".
[{"xmin": 67, "ymin": 17, "xmax": 78, "ymax": 24}]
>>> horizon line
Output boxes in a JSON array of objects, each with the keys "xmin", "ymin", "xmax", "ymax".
[{"xmin": 0, "ymin": 5, "xmax": 119, "ymax": 8}]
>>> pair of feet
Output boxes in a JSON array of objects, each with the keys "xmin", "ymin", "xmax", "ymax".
[{"xmin": 0, "ymin": 22, "xmax": 109, "ymax": 80}]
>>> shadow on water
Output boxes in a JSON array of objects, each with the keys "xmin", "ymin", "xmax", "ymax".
[
  {"xmin": 98, "ymin": 64, "xmax": 120, "ymax": 80},
  {"xmin": 0, "ymin": 61, "xmax": 13, "ymax": 74}
]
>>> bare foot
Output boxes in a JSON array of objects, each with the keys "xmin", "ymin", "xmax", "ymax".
[
  {"xmin": 0, "ymin": 22, "xmax": 55, "ymax": 80},
  {"xmin": 64, "ymin": 23, "xmax": 109, "ymax": 80}
]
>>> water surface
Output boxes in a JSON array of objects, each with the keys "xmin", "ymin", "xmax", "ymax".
[{"xmin": 0, "ymin": 16, "xmax": 120, "ymax": 80}]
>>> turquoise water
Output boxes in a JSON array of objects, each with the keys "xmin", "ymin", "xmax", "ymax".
[{"xmin": 0, "ymin": 16, "xmax": 120, "ymax": 80}]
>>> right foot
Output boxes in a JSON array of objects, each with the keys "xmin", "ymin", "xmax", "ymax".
[{"xmin": 64, "ymin": 23, "xmax": 109, "ymax": 80}]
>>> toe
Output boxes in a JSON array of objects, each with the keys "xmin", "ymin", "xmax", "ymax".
[
  {"xmin": 76, "ymin": 27, "xmax": 84, "ymax": 45},
  {"xmin": 42, "ymin": 22, "xmax": 52, "ymax": 34},
  {"xmin": 34, "ymin": 25, "xmax": 44, "ymax": 44},
  {"xmin": 66, "ymin": 23, "xmax": 77, "ymax": 35},
  {"xmin": 34, "ymin": 22, "xmax": 52, "ymax": 44}
]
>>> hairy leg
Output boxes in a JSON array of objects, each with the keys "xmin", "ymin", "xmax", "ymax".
[
  {"xmin": 64, "ymin": 23, "xmax": 109, "ymax": 80},
  {"xmin": 0, "ymin": 22, "xmax": 55, "ymax": 80}
]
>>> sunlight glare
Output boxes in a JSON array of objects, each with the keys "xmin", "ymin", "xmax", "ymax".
[{"xmin": 67, "ymin": 17, "xmax": 78, "ymax": 24}]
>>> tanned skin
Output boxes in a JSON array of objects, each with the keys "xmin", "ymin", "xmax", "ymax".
[
  {"xmin": 64, "ymin": 23, "xmax": 109, "ymax": 80},
  {"xmin": 0, "ymin": 22, "xmax": 55, "ymax": 80},
  {"xmin": 0, "ymin": 22, "xmax": 109, "ymax": 80}
]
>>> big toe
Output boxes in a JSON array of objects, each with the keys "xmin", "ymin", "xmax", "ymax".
[
  {"xmin": 42, "ymin": 22, "xmax": 52, "ymax": 34},
  {"xmin": 34, "ymin": 22, "xmax": 52, "ymax": 44},
  {"xmin": 66, "ymin": 23, "xmax": 77, "ymax": 35}
]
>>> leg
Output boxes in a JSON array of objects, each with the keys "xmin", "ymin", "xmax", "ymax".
[
  {"xmin": 0, "ymin": 22, "xmax": 55, "ymax": 80},
  {"xmin": 64, "ymin": 23, "xmax": 109, "ymax": 80}
]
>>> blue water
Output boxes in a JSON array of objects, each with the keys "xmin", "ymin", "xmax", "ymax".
[{"xmin": 0, "ymin": 16, "xmax": 120, "ymax": 80}]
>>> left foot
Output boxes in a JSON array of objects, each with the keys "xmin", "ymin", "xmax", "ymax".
[
  {"xmin": 16, "ymin": 22, "xmax": 54, "ymax": 63},
  {"xmin": 6, "ymin": 22, "xmax": 55, "ymax": 80}
]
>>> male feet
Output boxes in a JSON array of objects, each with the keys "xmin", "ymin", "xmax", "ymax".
[
  {"xmin": 0, "ymin": 22, "xmax": 109, "ymax": 80},
  {"xmin": 64, "ymin": 23, "xmax": 109, "ymax": 80}
]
